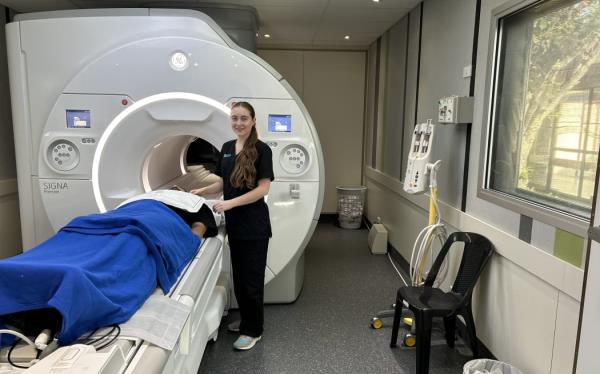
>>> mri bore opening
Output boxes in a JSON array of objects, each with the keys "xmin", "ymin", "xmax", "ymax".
[{"xmin": 142, "ymin": 135, "xmax": 221, "ymax": 194}]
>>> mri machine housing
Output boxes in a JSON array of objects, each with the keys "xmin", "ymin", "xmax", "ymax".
[
  {"xmin": 6, "ymin": 8, "xmax": 324, "ymax": 303},
  {"xmin": 3, "ymin": 8, "xmax": 324, "ymax": 373}
]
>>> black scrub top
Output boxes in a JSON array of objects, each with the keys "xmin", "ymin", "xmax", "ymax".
[{"xmin": 215, "ymin": 139, "xmax": 274, "ymax": 240}]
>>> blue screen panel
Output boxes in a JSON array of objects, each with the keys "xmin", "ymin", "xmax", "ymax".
[
  {"xmin": 66, "ymin": 110, "xmax": 91, "ymax": 128},
  {"xmin": 268, "ymin": 114, "xmax": 292, "ymax": 133}
]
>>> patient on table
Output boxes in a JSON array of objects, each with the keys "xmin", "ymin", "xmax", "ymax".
[{"xmin": 0, "ymin": 190, "xmax": 219, "ymax": 347}]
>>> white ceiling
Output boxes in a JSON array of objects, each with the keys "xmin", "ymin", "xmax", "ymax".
[{"xmin": 0, "ymin": 0, "xmax": 421, "ymax": 48}]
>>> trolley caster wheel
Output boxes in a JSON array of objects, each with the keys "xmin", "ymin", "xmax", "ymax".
[
  {"xmin": 403, "ymin": 333, "xmax": 416, "ymax": 347},
  {"xmin": 371, "ymin": 317, "xmax": 383, "ymax": 329}
]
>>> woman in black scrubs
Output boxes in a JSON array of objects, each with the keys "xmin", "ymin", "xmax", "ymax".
[{"xmin": 191, "ymin": 101, "xmax": 274, "ymax": 351}]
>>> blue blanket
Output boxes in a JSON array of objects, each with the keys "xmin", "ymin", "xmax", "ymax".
[{"xmin": 0, "ymin": 200, "xmax": 201, "ymax": 345}]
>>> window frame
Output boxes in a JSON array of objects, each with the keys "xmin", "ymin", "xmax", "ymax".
[{"xmin": 477, "ymin": 0, "xmax": 592, "ymax": 237}]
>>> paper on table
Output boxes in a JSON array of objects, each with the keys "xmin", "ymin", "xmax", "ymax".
[{"xmin": 119, "ymin": 294, "xmax": 191, "ymax": 351}]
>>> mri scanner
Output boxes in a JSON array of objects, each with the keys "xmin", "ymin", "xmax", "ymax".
[{"xmin": 3, "ymin": 8, "xmax": 324, "ymax": 373}]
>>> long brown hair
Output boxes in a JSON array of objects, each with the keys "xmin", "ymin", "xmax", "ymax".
[{"xmin": 230, "ymin": 101, "xmax": 259, "ymax": 189}]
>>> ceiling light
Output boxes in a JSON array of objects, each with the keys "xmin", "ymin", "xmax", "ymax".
[
  {"xmin": 264, "ymin": 34, "xmax": 271, "ymax": 38},
  {"xmin": 372, "ymin": 0, "xmax": 380, "ymax": 2},
  {"xmin": 344, "ymin": 35, "xmax": 350, "ymax": 40}
]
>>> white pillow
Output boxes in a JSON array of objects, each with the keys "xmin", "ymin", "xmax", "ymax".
[{"xmin": 118, "ymin": 190, "xmax": 206, "ymax": 213}]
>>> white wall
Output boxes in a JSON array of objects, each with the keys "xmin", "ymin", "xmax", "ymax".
[
  {"xmin": 363, "ymin": 0, "xmax": 582, "ymax": 373},
  {"xmin": 0, "ymin": 7, "xmax": 21, "ymax": 258},
  {"xmin": 258, "ymin": 49, "xmax": 366, "ymax": 213}
]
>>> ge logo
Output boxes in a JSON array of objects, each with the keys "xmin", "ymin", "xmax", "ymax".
[{"xmin": 169, "ymin": 51, "xmax": 189, "ymax": 71}]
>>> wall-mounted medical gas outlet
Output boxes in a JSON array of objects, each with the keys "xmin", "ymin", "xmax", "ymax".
[
  {"xmin": 404, "ymin": 120, "xmax": 435, "ymax": 194},
  {"xmin": 438, "ymin": 95, "xmax": 474, "ymax": 124}
]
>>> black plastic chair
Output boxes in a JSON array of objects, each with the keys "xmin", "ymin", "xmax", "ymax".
[{"xmin": 390, "ymin": 232, "xmax": 493, "ymax": 374}]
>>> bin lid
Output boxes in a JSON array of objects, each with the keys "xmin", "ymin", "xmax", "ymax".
[
  {"xmin": 336, "ymin": 185, "xmax": 367, "ymax": 191},
  {"xmin": 464, "ymin": 359, "xmax": 523, "ymax": 374}
]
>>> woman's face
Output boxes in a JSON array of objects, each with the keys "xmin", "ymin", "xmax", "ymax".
[{"xmin": 230, "ymin": 106, "xmax": 255, "ymax": 139}]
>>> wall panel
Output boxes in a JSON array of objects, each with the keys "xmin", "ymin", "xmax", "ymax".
[{"xmin": 259, "ymin": 49, "xmax": 366, "ymax": 213}]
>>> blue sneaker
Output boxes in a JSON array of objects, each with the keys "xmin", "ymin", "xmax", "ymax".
[{"xmin": 233, "ymin": 335, "xmax": 261, "ymax": 350}]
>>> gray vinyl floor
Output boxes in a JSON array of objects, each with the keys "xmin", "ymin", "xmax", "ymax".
[{"xmin": 198, "ymin": 221, "xmax": 473, "ymax": 374}]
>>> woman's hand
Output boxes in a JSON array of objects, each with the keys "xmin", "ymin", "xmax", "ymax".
[
  {"xmin": 212, "ymin": 200, "xmax": 235, "ymax": 213},
  {"xmin": 190, "ymin": 187, "xmax": 205, "ymax": 196}
]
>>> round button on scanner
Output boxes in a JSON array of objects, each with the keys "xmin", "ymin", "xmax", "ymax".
[
  {"xmin": 46, "ymin": 139, "xmax": 80, "ymax": 172},
  {"xmin": 279, "ymin": 144, "xmax": 310, "ymax": 175}
]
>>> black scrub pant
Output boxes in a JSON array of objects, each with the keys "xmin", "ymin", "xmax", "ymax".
[{"xmin": 229, "ymin": 238, "xmax": 269, "ymax": 338}]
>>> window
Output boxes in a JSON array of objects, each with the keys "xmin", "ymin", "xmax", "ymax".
[{"xmin": 486, "ymin": 0, "xmax": 600, "ymax": 220}]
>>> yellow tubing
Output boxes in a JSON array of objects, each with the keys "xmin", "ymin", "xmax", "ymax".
[
  {"xmin": 428, "ymin": 187, "xmax": 437, "ymax": 225},
  {"xmin": 415, "ymin": 187, "xmax": 438, "ymax": 284}
]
